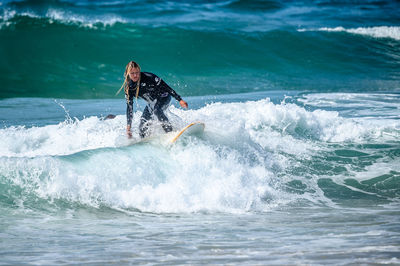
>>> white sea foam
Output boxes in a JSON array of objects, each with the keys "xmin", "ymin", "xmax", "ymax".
[
  {"xmin": 0, "ymin": 8, "xmax": 39, "ymax": 29},
  {"xmin": 0, "ymin": 97, "xmax": 398, "ymax": 157},
  {"xmin": 0, "ymin": 97, "xmax": 398, "ymax": 213},
  {"xmin": 46, "ymin": 8, "xmax": 126, "ymax": 28},
  {"xmin": 299, "ymin": 26, "xmax": 400, "ymax": 41},
  {"xmin": 297, "ymin": 93, "xmax": 400, "ymax": 121},
  {"xmin": 0, "ymin": 7, "xmax": 126, "ymax": 29},
  {"xmin": 0, "ymin": 130, "xmax": 282, "ymax": 213},
  {"xmin": 0, "ymin": 116, "xmax": 125, "ymax": 158}
]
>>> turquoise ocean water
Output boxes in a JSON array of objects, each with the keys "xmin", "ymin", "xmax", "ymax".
[{"xmin": 1, "ymin": 0, "xmax": 400, "ymax": 264}]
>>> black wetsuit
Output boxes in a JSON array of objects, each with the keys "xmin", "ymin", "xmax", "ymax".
[{"xmin": 126, "ymin": 72, "xmax": 182, "ymax": 138}]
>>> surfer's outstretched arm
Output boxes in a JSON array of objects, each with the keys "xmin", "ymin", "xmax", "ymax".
[{"xmin": 159, "ymin": 79, "xmax": 188, "ymax": 109}]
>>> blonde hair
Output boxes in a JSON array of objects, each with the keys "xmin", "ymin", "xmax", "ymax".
[{"xmin": 116, "ymin": 61, "xmax": 141, "ymax": 101}]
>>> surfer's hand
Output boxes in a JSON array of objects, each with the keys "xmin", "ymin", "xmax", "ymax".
[
  {"xmin": 126, "ymin": 126, "xmax": 132, "ymax": 138},
  {"xmin": 180, "ymin": 100, "xmax": 188, "ymax": 109}
]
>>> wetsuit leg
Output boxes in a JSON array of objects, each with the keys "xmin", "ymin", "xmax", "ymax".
[
  {"xmin": 154, "ymin": 95, "xmax": 173, "ymax": 133},
  {"xmin": 139, "ymin": 105, "xmax": 152, "ymax": 138}
]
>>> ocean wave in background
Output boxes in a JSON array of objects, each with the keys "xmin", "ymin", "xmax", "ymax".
[
  {"xmin": 1, "ymin": 0, "xmax": 399, "ymax": 99},
  {"xmin": 299, "ymin": 26, "xmax": 400, "ymax": 41}
]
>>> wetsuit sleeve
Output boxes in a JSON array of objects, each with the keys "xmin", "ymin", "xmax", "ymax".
[
  {"xmin": 160, "ymin": 79, "xmax": 182, "ymax": 102},
  {"xmin": 126, "ymin": 96, "xmax": 134, "ymax": 127}
]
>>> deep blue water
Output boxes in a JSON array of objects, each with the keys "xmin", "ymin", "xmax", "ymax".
[{"xmin": 0, "ymin": 0, "xmax": 399, "ymax": 98}]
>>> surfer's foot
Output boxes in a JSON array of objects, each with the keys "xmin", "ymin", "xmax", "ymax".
[{"xmin": 162, "ymin": 123, "xmax": 173, "ymax": 133}]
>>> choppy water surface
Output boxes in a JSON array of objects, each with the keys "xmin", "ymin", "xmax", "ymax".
[{"xmin": 1, "ymin": 92, "xmax": 399, "ymax": 264}]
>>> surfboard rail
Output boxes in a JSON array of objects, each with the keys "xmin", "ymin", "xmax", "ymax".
[
  {"xmin": 170, "ymin": 122, "xmax": 205, "ymax": 143},
  {"xmin": 119, "ymin": 122, "xmax": 205, "ymax": 146}
]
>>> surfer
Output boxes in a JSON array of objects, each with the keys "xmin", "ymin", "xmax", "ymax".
[{"xmin": 117, "ymin": 61, "xmax": 188, "ymax": 138}]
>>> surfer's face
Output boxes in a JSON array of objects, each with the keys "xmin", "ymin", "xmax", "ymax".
[{"xmin": 128, "ymin": 67, "xmax": 140, "ymax": 82}]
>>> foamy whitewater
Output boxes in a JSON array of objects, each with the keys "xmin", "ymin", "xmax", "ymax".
[
  {"xmin": 1, "ymin": 92, "xmax": 400, "ymax": 264},
  {"xmin": 299, "ymin": 26, "xmax": 400, "ymax": 41},
  {"xmin": 1, "ymin": 0, "xmax": 400, "ymax": 264}
]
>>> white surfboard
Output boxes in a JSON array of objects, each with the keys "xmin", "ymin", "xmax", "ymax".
[
  {"xmin": 119, "ymin": 122, "xmax": 205, "ymax": 146},
  {"xmin": 170, "ymin": 122, "xmax": 205, "ymax": 144}
]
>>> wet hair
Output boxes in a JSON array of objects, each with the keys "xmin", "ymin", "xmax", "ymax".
[{"xmin": 116, "ymin": 61, "xmax": 141, "ymax": 101}]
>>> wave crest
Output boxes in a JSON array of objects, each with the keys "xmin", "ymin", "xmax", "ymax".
[
  {"xmin": 299, "ymin": 26, "xmax": 400, "ymax": 41},
  {"xmin": 0, "ymin": 7, "xmax": 126, "ymax": 29}
]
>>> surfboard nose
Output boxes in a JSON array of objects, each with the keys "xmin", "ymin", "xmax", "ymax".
[{"xmin": 170, "ymin": 122, "xmax": 205, "ymax": 143}]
